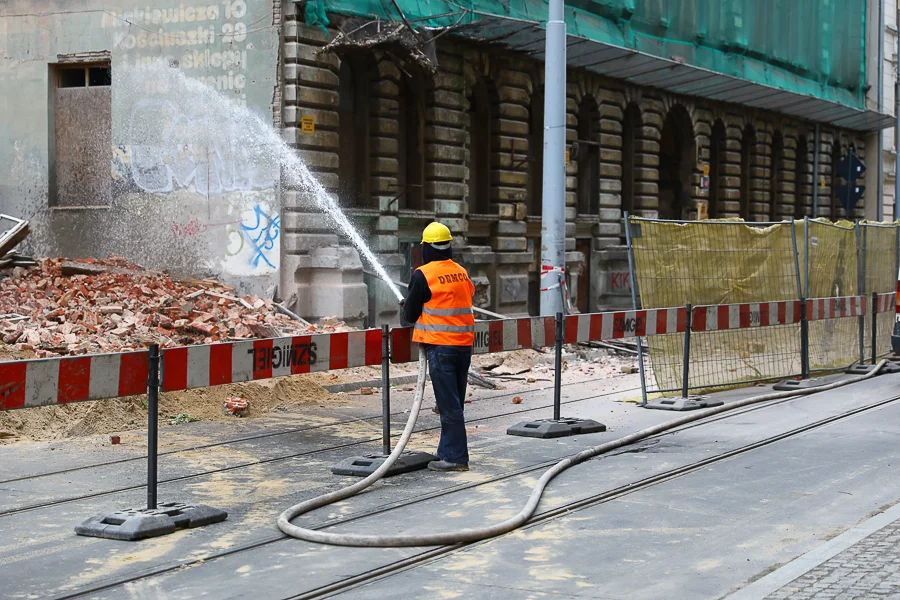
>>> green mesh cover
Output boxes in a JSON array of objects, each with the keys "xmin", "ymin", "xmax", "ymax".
[{"xmin": 299, "ymin": 0, "xmax": 867, "ymax": 110}]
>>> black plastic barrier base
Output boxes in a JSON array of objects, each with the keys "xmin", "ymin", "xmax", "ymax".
[
  {"xmin": 846, "ymin": 362, "xmax": 900, "ymax": 376},
  {"xmin": 331, "ymin": 450, "xmax": 436, "ymax": 477},
  {"xmin": 75, "ymin": 502, "xmax": 227, "ymax": 541},
  {"xmin": 773, "ymin": 377, "xmax": 829, "ymax": 391},
  {"xmin": 644, "ymin": 396, "xmax": 724, "ymax": 411},
  {"xmin": 507, "ymin": 417, "xmax": 606, "ymax": 439}
]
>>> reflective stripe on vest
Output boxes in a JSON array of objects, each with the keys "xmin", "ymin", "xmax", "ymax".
[
  {"xmin": 412, "ymin": 259, "xmax": 475, "ymax": 347},
  {"xmin": 422, "ymin": 307, "xmax": 474, "ymax": 317},
  {"xmin": 414, "ymin": 323, "xmax": 476, "ymax": 333}
]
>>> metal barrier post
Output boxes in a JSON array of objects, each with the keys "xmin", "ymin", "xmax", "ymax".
[
  {"xmin": 330, "ymin": 324, "xmax": 435, "ymax": 476},
  {"xmin": 800, "ymin": 300, "xmax": 810, "ymax": 379},
  {"xmin": 75, "ymin": 344, "xmax": 228, "ymax": 540},
  {"xmin": 554, "ymin": 312, "xmax": 563, "ymax": 421},
  {"xmin": 506, "ymin": 313, "xmax": 606, "ymax": 438},
  {"xmin": 872, "ymin": 292, "xmax": 878, "ymax": 365},
  {"xmin": 681, "ymin": 304, "xmax": 691, "ymax": 399},
  {"xmin": 857, "ymin": 222, "xmax": 865, "ymax": 365},
  {"xmin": 623, "ymin": 212, "xmax": 648, "ymax": 405},
  {"xmin": 147, "ymin": 343, "xmax": 160, "ymax": 510},
  {"xmin": 381, "ymin": 324, "xmax": 391, "ymax": 456}
]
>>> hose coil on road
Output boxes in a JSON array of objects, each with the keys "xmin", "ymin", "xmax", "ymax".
[{"xmin": 277, "ymin": 355, "xmax": 887, "ymax": 547}]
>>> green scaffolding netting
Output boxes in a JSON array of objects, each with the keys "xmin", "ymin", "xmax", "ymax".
[{"xmin": 298, "ymin": 0, "xmax": 867, "ymax": 110}]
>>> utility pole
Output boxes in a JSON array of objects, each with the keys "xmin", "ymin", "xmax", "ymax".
[
  {"xmin": 539, "ymin": 0, "xmax": 567, "ymax": 316},
  {"xmin": 895, "ymin": 19, "xmax": 900, "ymax": 220}
]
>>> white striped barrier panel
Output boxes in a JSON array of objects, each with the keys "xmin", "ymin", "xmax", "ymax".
[
  {"xmin": 691, "ymin": 296, "xmax": 866, "ymax": 333},
  {"xmin": 160, "ymin": 329, "xmax": 383, "ymax": 392},
  {"xmin": 876, "ymin": 292, "xmax": 897, "ymax": 315},
  {"xmin": 0, "ymin": 351, "xmax": 149, "ymax": 411},
  {"xmin": 390, "ymin": 307, "xmax": 688, "ymax": 364}
]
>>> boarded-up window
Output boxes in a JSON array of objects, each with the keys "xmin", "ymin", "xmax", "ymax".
[{"xmin": 51, "ymin": 64, "xmax": 112, "ymax": 207}]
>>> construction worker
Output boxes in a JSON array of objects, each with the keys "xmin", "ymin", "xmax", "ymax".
[{"xmin": 401, "ymin": 222, "xmax": 475, "ymax": 472}]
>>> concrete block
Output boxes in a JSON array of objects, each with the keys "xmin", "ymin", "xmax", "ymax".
[
  {"xmin": 372, "ymin": 235, "xmax": 399, "ymax": 252},
  {"xmin": 372, "ymin": 157, "xmax": 399, "ymax": 176},
  {"xmin": 425, "ymin": 106, "xmax": 466, "ymax": 127},
  {"xmin": 282, "ymin": 211, "xmax": 331, "ymax": 232},
  {"xmin": 283, "ymin": 20, "xmax": 298, "ymax": 40},
  {"xmin": 498, "ymin": 103, "xmax": 529, "ymax": 120},
  {"xmin": 491, "ymin": 220, "xmax": 527, "ymax": 235},
  {"xmin": 295, "ymin": 86, "xmax": 339, "ymax": 109},
  {"xmin": 432, "ymin": 89, "xmax": 465, "ymax": 109},
  {"xmin": 299, "ymin": 150, "xmax": 339, "ymax": 170},
  {"xmin": 497, "ymin": 203, "xmax": 517, "ymax": 219},
  {"xmin": 491, "ymin": 237, "xmax": 527, "ymax": 252},
  {"xmin": 492, "ymin": 169, "xmax": 528, "ymax": 187},
  {"xmin": 499, "ymin": 274, "xmax": 529, "ymax": 304},
  {"xmin": 372, "ymin": 137, "xmax": 399, "ymax": 155},
  {"xmin": 426, "ymin": 145, "xmax": 466, "ymax": 163},
  {"xmin": 376, "ymin": 216, "xmax": 399, "ymax": 232},
  {"xmin": 426, "ymin": 181, "xmax": 466, "ymax": 199},
  {"xmin": 298, "ymin": 130, "xmax": 340, "ymax": 151},
  {"xmin": 471, "ymin": 276, "xmax": 491, "ymax": 308},
  {"xmin": 434, "ymin": 199, "xmax": 467, "ymax": 216},
  {"xmin": 592, "ymin": 222, "xmax": 621, "ymax": 237},
  {"xmin": 494, "ymin": 187, "xmax": 527, "ymax": 203},
  {"xmin": 498, "ymin": 119, "xmax": 529, "ymax": 136},
  {"xmin": 426, "ymin": 163, "xmax": 467, "ymax": 180},
  {"xmin": 425, "ymin": 125, "xmax": 466, "ymax": 145},
  {"xmin": 284, "ymin": 232, "xmax": 340, "ymax": 253},
  {"xmin": 598, "ymin": 208, "xmax": 622, "ymax": 221},
  {"xmin": 441, "ymin": 218, "xmax": 468, "ymax": 233},
  {"xmin": 283, "ymin": 106, "xmax": 298, "ymax": 125},
  {"xmin": 309, "ymin": 245, "xmax": 364, "ymax": 269}
]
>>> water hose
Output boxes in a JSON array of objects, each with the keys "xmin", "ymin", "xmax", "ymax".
[{"xmin": 277, "ymin": 358, "xmax": 888, "ymax": 547}]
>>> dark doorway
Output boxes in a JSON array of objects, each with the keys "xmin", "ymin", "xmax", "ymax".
[
  {"xmin": 576, "ymin": 239, "xmax": 591, "ymax": 313},
  {"xmin": 658, "ymin": 106, "xmax": 695, "ymax": 220},
  {"xmin": 338, "ymin": 56, "xmax": 371, "ymax": 207},
  {"xmin": 467, "ymin": 78, "xmax": 494, "ymax": 215}
]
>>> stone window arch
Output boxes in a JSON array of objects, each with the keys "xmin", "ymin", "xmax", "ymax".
[
  {"xmin": 739, "ymin": 124, "xmax": 756, "ymax": 220},
  {"xmin": 576, "ymin": 96, "xmax": 600, "ymax": 216},
  {"xmin": 338, "ymin": 55, "xmax": 371, "ymax": 207},
  {"xmin": 396, "ymin": 70, "xmax": 426, "ymax": 210}
]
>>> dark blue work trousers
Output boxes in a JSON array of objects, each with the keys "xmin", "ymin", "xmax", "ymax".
[{"xmin": 427, "ymin": 344, "xmax": 472, "ymax": 465}]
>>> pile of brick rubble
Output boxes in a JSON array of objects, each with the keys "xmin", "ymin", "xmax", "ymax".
[{"xmin": 0, "ymin": 256, "xmax": 348, "ymax": 358}]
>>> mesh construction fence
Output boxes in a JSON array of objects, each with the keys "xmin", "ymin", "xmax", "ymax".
[{"xmin": 628, "ymin": 217, "xmax": 900, "ymax": 395}]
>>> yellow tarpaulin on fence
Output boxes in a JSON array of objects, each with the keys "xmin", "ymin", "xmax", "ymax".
[{"xmin": 630, "ymin": 218, "xmax": 896, "ymax": 392}]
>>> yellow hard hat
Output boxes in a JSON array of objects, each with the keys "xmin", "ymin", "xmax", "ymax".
[{"xmin": 421, "ymin": 222, "xmax": 452, "ymax": 244}]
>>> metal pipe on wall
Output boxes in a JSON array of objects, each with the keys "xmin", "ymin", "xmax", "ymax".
[{"xmin": 539, "ymin": 0, "xmax": 567, "ymax": 316}]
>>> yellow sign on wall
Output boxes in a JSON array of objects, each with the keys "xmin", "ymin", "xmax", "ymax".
[
  {"xmin": 702, "ymin": 164, "xmax": 710, "ymax": 176},
  {"xmin": 301, "ymin": 116, "xmax": 315, "ymax": 134},
  {"xmin": 565, "ymin": 150, "xmax": 570, "ymax": 165}
]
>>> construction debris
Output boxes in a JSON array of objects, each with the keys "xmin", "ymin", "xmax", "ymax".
[
  {"xmin": 0, "ymin": 256, "xmax": 353, "ymax": 358},
  {"xmin": 0, "ymin": 215, "xmax": 29, "ymax": 258},
  {"xmin": 223, "ymin": 398, "xmax": 249, "ymax": 417}
]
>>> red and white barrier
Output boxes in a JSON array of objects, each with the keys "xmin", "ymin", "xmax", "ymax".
[
  {"xmin": 876, "ymin": 292, "xmax": 896, "ymax": 315},
  {"xmin": 806, "ymin": 296, "xmax": 866, "ymax": 321},
  {"xmin": 692, "ymin": 301, "xmax": 803, "ymax": 332},
  {"xmin": 161, "ymin": 330, "xmax": 382, "ymax": 392},
  {"xmin": 0, "ymin": 351, "xmax": 149, "ymax": 411},
  {"xmin": 391, "ymin": 307, "xmax": 687, "ymax": 364}
]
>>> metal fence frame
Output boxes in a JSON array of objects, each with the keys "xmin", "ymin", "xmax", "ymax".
[{"xmin": 626, "ymin": 215, "xmax": 900, "ymax": 399}]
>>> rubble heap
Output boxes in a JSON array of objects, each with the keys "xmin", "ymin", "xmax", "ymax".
[{"xmin": 0, "ymin": 257, "xmax": 349, "ymax": 358}]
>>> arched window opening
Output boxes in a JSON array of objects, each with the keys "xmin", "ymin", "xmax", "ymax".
[
  {"xmin": 396, "ymin": 72, "xmax": 425, "ymax": 211},
  {"xmin": 830, "ymin": 141, "xmax": 843, "ymax": 219},
  {"xmin": 769, "ymin": 131, "xmax": 783, "ymax": 221},
  {"xmin": 467, "ymin": 78, "xmax": 493, "ymax": 215},
  {"xmin": 576, "ymin": 97, "xmax": 600, "ymax": 216},
  {"xmin": 658, "ymin": 105, "xmax": 696, "ymax": 220},
  {"xmin": 709, "ymin": 120, "xmax": 726, "ymax": 219},
  {"xmin": 528, "ymin": 89, "xmax": 544, "ymax": 217},
  {"xmin": 338, "ymin": 57, "xmax": 371, "ymax": 207},
  {"xmin": 794, "ymin": 136, "xmax": 809, "ymax": 218},
  {"xmin": 622, "ymin": 103, "xmax": 641, "ymax": 218},
  {"xmin": 739, "ymin": 124, "xmax": 756, "ymax": 220}
]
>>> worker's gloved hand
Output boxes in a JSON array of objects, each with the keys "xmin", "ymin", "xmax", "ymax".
[{"xmin": 399, "ymin": 298, "xmax": 406, "ymax": 308}]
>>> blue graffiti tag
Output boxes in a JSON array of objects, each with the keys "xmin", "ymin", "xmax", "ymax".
[{"xmin": 240, "ymin": 204, "xmax": 280, "ymax": 269}]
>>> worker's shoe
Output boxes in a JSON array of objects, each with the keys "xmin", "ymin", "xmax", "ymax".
[{"xmin": 428, "ymin": 460, "xmax": 468, "ymax": 472}]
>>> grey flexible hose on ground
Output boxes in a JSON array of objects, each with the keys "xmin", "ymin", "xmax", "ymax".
[{"xmin": 277, "ymin": 358, "xmax": 887, "ymax": 547}]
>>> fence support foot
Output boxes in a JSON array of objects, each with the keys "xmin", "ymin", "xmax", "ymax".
[
  {"xmin": 643, "ymin": 396, "xmax": 724, "ymax": 411},
  {"xmin": 330, "ymin": 450, "xmax": 435, "ymax": 477},
  {"xmin": 773, "ymin": 377, "xmax": 830, "ymax": 391},
  {"xmin": 506, "ymin": 417, "xmax": 606, "ymax": 439},
  {"xmin": 75, "ymin": 502, "xmax": 227, "ymax": 541},
  {"xmin": 846, "ymin": 363, "xmax": 900, "ymax": 376}
]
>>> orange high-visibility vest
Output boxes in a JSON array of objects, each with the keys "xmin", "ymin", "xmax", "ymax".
[{"xmin": 412, "ymin": 260, "xmax": 475, "ymax": 346}]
